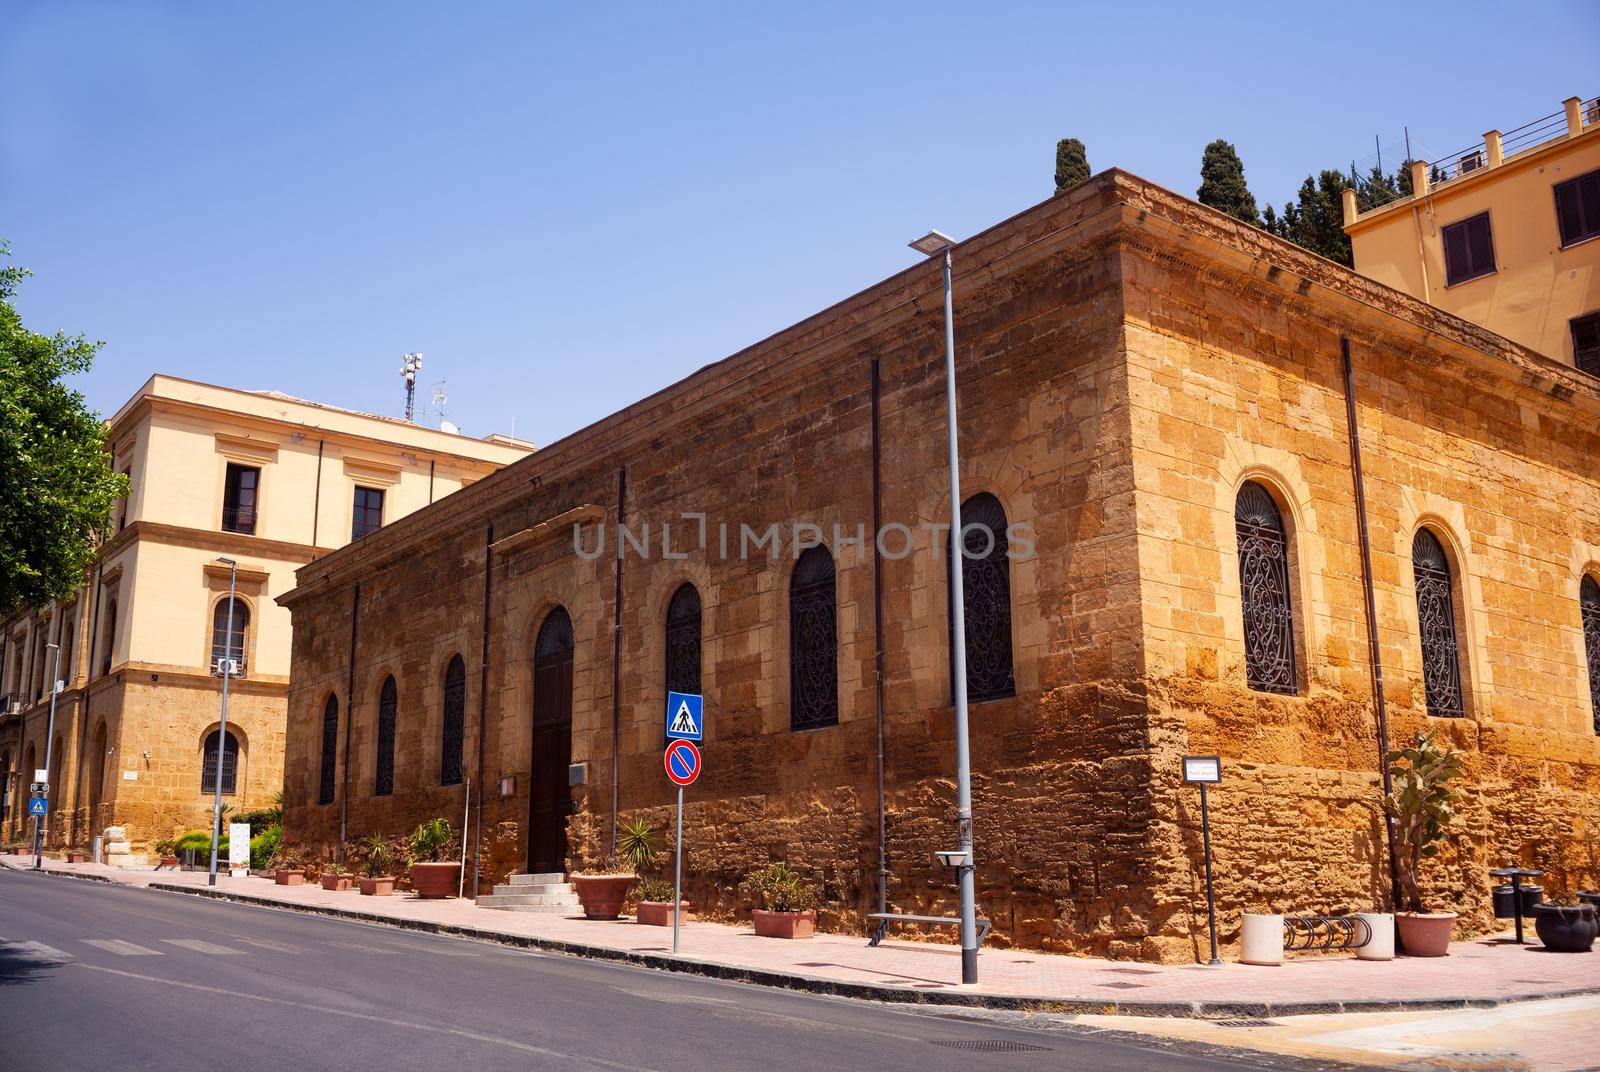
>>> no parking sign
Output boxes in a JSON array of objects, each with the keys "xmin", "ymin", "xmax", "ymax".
[{"xmin": 664, "ymin": 740, "xmax": 701, "ymax": 787}]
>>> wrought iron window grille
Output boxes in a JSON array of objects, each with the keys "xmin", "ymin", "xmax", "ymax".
[
  {"xmin": 1413, "ymin": 529, "xmax": 1465, "ymax": 718},
  {"xmin": 1235, "ymin": 481, "xmax": 1298, "ymax": 694},
  {"xmin": 789, "ymin": 547, "xmax": 838, "ymax": 731}
]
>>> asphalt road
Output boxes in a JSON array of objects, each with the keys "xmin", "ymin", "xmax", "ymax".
[{"xmin": 0, "ymin": 869, "xmax": 1330, "ymax": 1072}]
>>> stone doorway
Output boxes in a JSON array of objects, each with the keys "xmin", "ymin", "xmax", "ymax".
[{"xmin": 528, "ymin": 607, "xmax": 573, "ymax": 875}]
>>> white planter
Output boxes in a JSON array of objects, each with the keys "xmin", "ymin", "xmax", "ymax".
[
  {"xmin": 1240, "ymin": 913, "xmax": 1284, "ymax": 965},
  {"xmin": 1355, "ymin": 912, "xmax": 1394, "ymax": 960}
]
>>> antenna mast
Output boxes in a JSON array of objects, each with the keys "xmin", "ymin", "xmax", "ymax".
[{"xmin": 400, "ymin": 353, "xmax": 423, "ymax": 422}]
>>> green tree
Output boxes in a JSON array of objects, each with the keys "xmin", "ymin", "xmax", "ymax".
[
  {"xmin": 1196, "ymin": 139, "xmax": 1260, "ymax": 225},
  {"xmin": 1054, "ymin": 138, "xmax": 1090, "ymax": 194},
  {"xmin": 0, "ymin": 243, "xmax": 127, "ymax": 616}
]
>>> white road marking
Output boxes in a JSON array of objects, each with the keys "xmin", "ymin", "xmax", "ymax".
[
  {"xmin": 234, "ymin": 937, "xmax": 304, "ymax": 953},
  {"xmin": 81, "ymin": 939, "xmax": 163, "ymax": 956},
  {"xmin": 331, "ymin": 940, "xmax": 403, "ymax": 954},
  {"xmin": 3, "ymin": 940, "xmax": 72, "ymax": 962},
  {"xmin": 76, "ymin": 963, "xmax": 665, "ymax": 1071},
  {"xmin": 161, "ymin": 938, "xmax": 247, "ymax": 955}
]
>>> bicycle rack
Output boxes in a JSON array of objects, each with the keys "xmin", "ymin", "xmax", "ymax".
[{"xmin": 1283, "ymin": 915, "xmax": 1372, "ymax": 952}]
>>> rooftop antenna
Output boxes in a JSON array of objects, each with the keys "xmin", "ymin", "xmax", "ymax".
[{"xmin": 400, "ymin": 353, "xmax": 423, "ymax": 422}]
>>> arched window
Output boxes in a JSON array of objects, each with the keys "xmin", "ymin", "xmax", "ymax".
[
  {"xmin": 949, "ymin": 493, "xmax": 1016, "ymax": 702},
  {"xmin": 1581, "ymin": 575, "xmax": 1600, "ymax": 734},
  {"xmin": 1413, "ymin": 529, "xmax": 1464, "ymax": 717},
  {"xmin": 201, "ymin": 729, "xmax": 239, "ymax": 795},
  {"xmin": 58, "ymin": 614, "xmax": 74, "ymax": 690},
  {"xmin": 1235, "ymin": 481, "xmax": 1298, "ymax": 694},
  {"xmin": 100, "ymin": 600, "xmax": 117, "ymax": 676},
  {"xmin": 375, "ymin": 676, "xmax": 397, "ymax": 796},
  {"xmin": 665, "ymin": 584, "xmax": 702, "ymax": 697},
  {"xmin": 530, "ymin": 608, "xmax": 574, "ymax": 875},
  {"xmin": 0, "ymin": 750, "xmax": 10, "ymax": 823},
  {"xmin": 318, "ymin": 695, "xmax": 339, "ymax": 805},
  {"xmin": 211, "ymin": 599, "xmax": 249, "ymax": 675},
  {"xmin": 440, "ymin": 656, "xmax": 466, "ymax": 786},
  {"xmin": 20, "ymin": 745, "xmax": 35, "ymax": 823},
  {"xmin": 789, "ymin": 546, "xmax": 838, "ymax": 731}
]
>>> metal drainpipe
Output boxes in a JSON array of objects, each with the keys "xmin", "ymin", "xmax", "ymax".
[
  {"xmin": 609, "ymin": 468, "xmax": 626, "ymax": 859},
  {"xmin": 472, "ymin": 522, "xmax": 493, "ymax": 896},
  {"xmin": 869, "ymin": 357, "xmax": 888, "ymax": 916},
  {"xmin": 1340, "ymin": 337, "xmax": 1403, "ymax": 912},
  {"xmin": 312, "ymin": 439, "xmax": 324, "ymax": 545},
  {"xmin": 338, "ymin": 582, "xmax": 361, "ymax": 866},
  {"xmin": 428, "ymin": 459, "xmax": 436, "ymax": 505}
]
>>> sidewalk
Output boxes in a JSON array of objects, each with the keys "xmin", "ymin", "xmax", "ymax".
[{"xmin": 5, "ymin": 855, "xmax": 1596, "ymax": 1017}]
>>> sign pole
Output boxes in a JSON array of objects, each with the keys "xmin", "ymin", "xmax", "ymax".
[
  {"xmin": 673, "ymin": 784, "xmax": 684, "ymax": 954},
  {"xmin": 1200, "ymin": 781, "xmax": 1221, "ymax": 966}
]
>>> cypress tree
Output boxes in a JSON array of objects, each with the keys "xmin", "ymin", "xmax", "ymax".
[
  {"xmin": 1054, "ymin": 138, "xmax": 1090, "ymax": 194},
  {"xmin": 1196, "ymin": 140, "xmax": 1260, "ymax": 225}
]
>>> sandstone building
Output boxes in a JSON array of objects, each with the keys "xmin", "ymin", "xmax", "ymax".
[
  {"xmin": 278, "ymin": 168, "xmax": 1600, "ymax": 961},
  {"xmin": 0, "ymin": 376, "xmax": 529, "ymax": 854}
]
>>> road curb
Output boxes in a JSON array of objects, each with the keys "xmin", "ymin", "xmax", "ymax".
[{"xmin": 107, "ymin": 879, "xmax": 1596, "ymax": 1019}]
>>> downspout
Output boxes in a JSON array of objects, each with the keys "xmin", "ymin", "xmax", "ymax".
[
  {"xmin": 472, "ymin": 522, "xmax": 494, "ymax": 896},
  {"xmin": 338, "ymin": 582, "xmax": 361, "ymax": 865},
  {"xmin": 312, "ymin": 439, "xmax": 324, "ymax": 546},
  {"xmin": 428, "ymin": 459, "xmax": 436, "ymax": 505},
  {"xmin": 1340, "ymin": 337, "xmax": 1402, "ymax": 912},
  {"xmin": 869, "ymin": 358, "xmax": 888, "ymax": 915},
  {"xmin": 609, "ymin": 467, "xmax": 626, "ymax": 859},
  {"xmin": 71, "ymin": 562, "xmax": 105, "ymax": 847}
]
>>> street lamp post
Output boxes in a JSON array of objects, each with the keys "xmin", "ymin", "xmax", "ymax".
[
  {"xmin": 208, "ymin": 557, "xmax": 238, "ymax": 887},
  {"xmin": 909, "ymin": 229, "xmax": 979, "ymax": 985},
  {"xmin": 33, "ymin": 642, "xmax": 62, "ymax": 871}
]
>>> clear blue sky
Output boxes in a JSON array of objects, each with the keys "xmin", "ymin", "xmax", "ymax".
[{"xmin": 5, "ymin": 1, "xmax": 1594, "ymax": 445}]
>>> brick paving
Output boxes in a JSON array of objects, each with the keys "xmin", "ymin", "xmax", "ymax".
[{"xmin": 5, "ymin": 855, "xmax": 1596, "ymax": 1015}]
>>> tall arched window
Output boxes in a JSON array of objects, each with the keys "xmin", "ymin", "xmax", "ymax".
[
  {"xmin": 100, "ymin": 600, "xmax": 117, "ymax": 676},
  {"xmin": 789, "ymin": 546, "xmax": 838, "ymax": 731},
  {"xmin": 440, "ymin": 656, "xmax": 466, "ymax": 786},
  {"xmin": 1235, "ymin": 481, "xmax": 1298, "ymax": 694},
  {"xmin": 318, "ymin": 695, "xmax": 339, "ymax": 805},
  {"xmin": 0, "ymin": 750, "xmax": 10, "ymax": 823},
  {"xmin": 201, "ymin": 729, "xmax": 239, "ymax": 794},
  {"xmin": 950, "ymin": 493, "xmax": 1016, "ymax": 702},
  {"xmin": 211, "ymin": 599, "xmax": 249, "ymax": 675},
  {"xmin": 665, "ymin": 584, "xmax": 702, "ymax": 696},
  {"xmin": 375, "ymin": 675, "xmax": 397, "ymax": 796},
  {"xmin": 1413, "ymin": 529, "xmax": 1464, "ymax": 718},
  {"xmin": 1581, "ymin": 575, "xmax": 1600, "ymax": 734}
]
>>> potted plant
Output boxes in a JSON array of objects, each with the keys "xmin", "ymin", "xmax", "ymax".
[
  {"xmin": 1532, "ymin": 903, "xmax": 1598, "ymax": 952},
  {"xmin": 320, "ymin": 860, "xmax": 354, "ymax": 891},
  {"xmin": 66, "ymin": 849, "xmax": 87, "ymax": 863},
  {"xmin": 407, "ymin": 818, "xmax": 460, "ymax": 899},
  {"xmin": 740, "ymin": 862, "xmax": 820, "ymax": 939},
  {"xmin": 1385, "ymin": 730, "xmax": 1464, "ymax": 956},
  {"xmin": 272, "ymin": 849, "xmax": 307, "ymax": 886},
  {"xmin": 153, "ymin": 838, "xmax": 179, "ymax": 869},
  {"xmin": 634, "ymin": 877, "xmax": 690, "ymax": 926},
  {"xmin": 359, "ymin": 834, "xmax": 397, "ymax": 896},
  {"xmin": 571, "ymin": 816, "xmax": 655, "ymax": 920}
]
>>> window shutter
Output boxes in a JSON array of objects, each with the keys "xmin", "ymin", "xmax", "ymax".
[
  {"xmin": 1443, "ymin": 222, "xmax": 1470, "ymax": 285},
  {"xmin": 1580, "ymin": 173, "xmax": 1600, "ymax": 242},
  {"xmin": 1573, "ymin": 313, "xmax": 1600, "ymax": 376},
  {"xmin": 1466, "ymin": 215, "xmax": 1494, "ymax": 276},
  {"xmin": 1556, "ymin": 182, "xmax": 1584, "ymax": 245}
]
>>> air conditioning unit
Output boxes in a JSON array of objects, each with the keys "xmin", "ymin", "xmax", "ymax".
[
  {"xmin": 211, "ymin": 658, "xmax": 240, "ymax": 678},
  {"xmin": 1459, "ymin": 150, "xmax": 1485, "ymax": 174}
]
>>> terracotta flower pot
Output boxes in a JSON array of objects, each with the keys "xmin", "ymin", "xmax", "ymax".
[
  {"xmin": 360, "ymin": 876, "xmax": 396, "ymax": 896},
  {"xmin": 320, "ymin": 874, "xmax": 353, "ymax": 891},
  {"xmin": 752, "ymin": 909, "xmax": 816, "ymax": 939},
  {"xmin": 274, "ymin": 869, "xmax": 307, "ymax": 886},
  {"xmin": 1395, "ymin": 911, "xmax": 1457, "ymax": 956},
  {"xmin": 571, "ymin": 874, "xmax": 634, "ymax": 920},
  {"xmin": 1533, "ymin": 904, "xmax": 1598, "ymax": 952},
  {"xmin": 67, "ymin": 851, "xmax": 86, "ymax": 863},
  {"xmin": 409, "ymin": 861, "xmax": 461, "ymax": 899},
  {"xmin": 636, "ymin": 900, "xmax": 691, "ymax": 927}
]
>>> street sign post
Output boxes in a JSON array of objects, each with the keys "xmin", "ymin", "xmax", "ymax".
[
  {"xmin": 663, "ymin": 707, "xmax": 704, "ymax": 956},
  {"xmin": 1182, "ymin": 755, "xmax": 1223, "ymax": 966},
  {"xmin": 665, "ymin": 691, "xmax": 703, "ymax": 742}
]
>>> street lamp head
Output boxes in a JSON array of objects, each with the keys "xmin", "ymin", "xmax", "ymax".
[
  {"xmin": 217, "ymin": 556, "xmax": 236, "ymax": 566},
  {"xmin": 908, "ymin": 230, "xmax": 957, "ymax": 256}
]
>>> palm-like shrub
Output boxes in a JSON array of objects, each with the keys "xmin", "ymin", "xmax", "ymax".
[
  {"xmin": 408, "ymin": 818, "xmax": 454, "ymax": 865},
  {"xmin": 739, "ymin": 862, "xmax": 820, "ymax": 913}
]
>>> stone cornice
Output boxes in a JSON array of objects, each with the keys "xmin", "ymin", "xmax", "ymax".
[{"xmin": 102, "ymin": 519, "xmax": 331, "ymax": 564}]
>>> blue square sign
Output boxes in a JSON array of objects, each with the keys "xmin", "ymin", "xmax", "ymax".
[
  {"xmin": 27, "ymin": 796, "xmax": 47, "ymax": 817},
  {"xmin": 665, "ymin": 691, "xmax": 703, "ymax": 742}
]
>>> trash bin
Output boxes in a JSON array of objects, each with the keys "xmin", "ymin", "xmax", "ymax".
[
  {"xmin": 1519, "ymin": 884, "xmax": 1544, "ymax": 916},
  {"xmin": 1493, "ymin": 884, "xmax": 1517, "ymax": 919},
  {"xmin": 1578, "ymin": 891, "xmax": 1600, "ymax": 910}
]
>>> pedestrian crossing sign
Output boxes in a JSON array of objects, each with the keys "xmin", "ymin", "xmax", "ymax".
[
  {"xmin": 665, "ymin": 692, "xmax": 703, "ymax": 742},
  {"xmin": 27, "ymin": 796, "xmax": 47, "ymax": 817}
]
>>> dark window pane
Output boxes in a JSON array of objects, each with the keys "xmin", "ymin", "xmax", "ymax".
[
  {"xmin": 319, "ymin": 695, "xmax": 338, "ymax": 805},
  {"xmin": 1442, "ymin": 212, "xmax": 1494, "ymax": 286},
  {"xmin": 201, "ymin": 730, "xmax": 239, "ymax": 795},
  {"xmin": 789, "ymin": 546, "xmax": 837, "ymax": 730},
  {"xmin": 1581, "ymin": 575, "xmax": 1600, "ymax": 736},
  {"xmin": 352, "ymin": 487, "xmax": 384, "ymax": 540},
  {"xmin": 210, "ymin": 600, "xmax": 248, "ymax": 676},
  {"xmin": 441, "ymin": 656, "xmax": 466, "ymax": 786},
  {"xmin": 1413, "ymin": 529, "xmax": 1465, "ymax": 717},
  {"xmin": 1236, "ymin": 481, "xmax": 1298, "ymax": 694},
  {"xmin": 949, "ymin": 493, "xmax": 1016, "ymax": 702},
  {"xmin": 1572, "ymin": 311, "xmax": 1600, "ymax": 376},
  {"xmin": 375, "ymin": 676, "xmax": 397, "ymax": 796},
  {"xmin": 222, "ymin": 464, "xmax": 259, "ymax": 534},
  {"xmin": 1554, "ymin": 170, "xmax": 1600, "ymax": 247}
]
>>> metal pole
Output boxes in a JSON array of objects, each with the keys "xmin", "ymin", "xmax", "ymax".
[
  {"xmin": 1200, "ymin": 782, "xmax": 1221, "ymax": 966},
  {"xmin": 459, "ymin": 776, "xmax": 470, "ymax": 899},
  {"xmin": 940, "ymin": 247, "xmax": 978, "ymax": 985},
  {"xmin": 672, "ymin": 784, "xmax": 683, "ymax": 954},
  {"xmin": 208, "ymin": 560, "xmax": 237, "ymax": 887},
  {"xmin": 33, "ymin": 643, "xmax": 61, "ymax": 871}
]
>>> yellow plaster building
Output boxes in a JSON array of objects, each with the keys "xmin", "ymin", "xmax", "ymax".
[
  {"xmin": 1344, "ymin": 94, "xmax": 1600, "ymax": 373},
  {"xmin": 0, "ymin": 375, "xmax": 530, "ymax": 855}
]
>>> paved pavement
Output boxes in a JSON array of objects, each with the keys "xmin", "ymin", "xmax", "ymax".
[
  {"xmin": 5, "ymin": 856, "xmax": 1594, "ymax": 1016},
  {"xmin": 0, "ymin": 867, "xmax": 1318, "ymax": 1072}
]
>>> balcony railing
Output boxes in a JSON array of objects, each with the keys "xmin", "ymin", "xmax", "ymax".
[{"xmin": 221, "ymin": 505, "xmax": 257, "ymax": 535}]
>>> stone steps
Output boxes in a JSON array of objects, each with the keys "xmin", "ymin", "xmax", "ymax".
[{"xmin": 478, "ymin": 872, "xmax": 581, "ymax": 913}]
